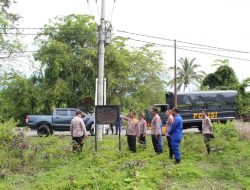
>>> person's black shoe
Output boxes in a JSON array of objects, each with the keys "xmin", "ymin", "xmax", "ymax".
[
  {"xmin": 169, "ymin": 156, "xmax": 173, "ymax": 160},
  {"xmin": 114, "ymin": 133, "xmax": 118, "ymax": 135},
  {"xmin": 174, "ymin": 160, "xmax": 180, "ymax": 165}
]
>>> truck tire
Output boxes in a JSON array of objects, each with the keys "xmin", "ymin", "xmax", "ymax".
[
  {"xmin": 89, "ymin": 123, "xmax": 95, "ymax": 136},
  {"xmin": 37, "ymin": 125, "xmax": 51, "ymax": 137}
]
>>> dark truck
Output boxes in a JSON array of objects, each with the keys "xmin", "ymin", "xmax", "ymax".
[
  {"xmin": 26, "ymin": 108, "xmax": 95, "ymax": 137},
  {"xmin": 145, "ymin": 90, "xmax": 237, "ymax": 134}
]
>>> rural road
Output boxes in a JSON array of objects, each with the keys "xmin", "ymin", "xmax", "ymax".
[{"xmin": 17, "ymin": 128, "xmax": 200, "ymax": 137}]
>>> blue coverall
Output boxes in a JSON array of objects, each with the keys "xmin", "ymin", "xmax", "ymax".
[
  {"xmin": 168, "ymin": 114, "xmax": 183, "ymax": 162},
  {"xmin": 115, "ymin": 115, "xmax": 122, "ymax": 134}
]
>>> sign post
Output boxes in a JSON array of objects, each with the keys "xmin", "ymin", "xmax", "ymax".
[{"xmin": 95, "ymin": 105, "xmax": 120, "ymax": 151}]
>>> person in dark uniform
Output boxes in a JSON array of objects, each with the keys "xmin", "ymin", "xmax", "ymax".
[
  {"xmin": 106, "ymin": 124, "xmax": 114, "ymax": 135},
  {"xmin": 115, "ymin": 114, "xmax": 122, "ymax": 135}
]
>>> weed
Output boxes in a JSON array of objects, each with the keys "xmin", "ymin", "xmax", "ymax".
[{"xmin": 0, "ymin": 120, "xmax": 249, "ymax": 190}]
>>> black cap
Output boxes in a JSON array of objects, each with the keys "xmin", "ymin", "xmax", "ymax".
[
  {"xmin": 172, "ymin": 107, "xmax": 180, "ymax": 113},
  {"xmin": 151, "ymin": 107, "xmax": 159, "ymax": 113}
]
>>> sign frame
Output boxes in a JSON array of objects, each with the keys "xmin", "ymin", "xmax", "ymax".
[
  {"xmin": 95, "ymin": 105, "xmax": 120, "ymax": 125},
  {"xmin": 94, "ymin": 105, "xmax": 121, "ymax": 151}
]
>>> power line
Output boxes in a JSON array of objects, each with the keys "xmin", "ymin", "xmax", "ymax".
[
  {"xmin": 123, "ymin": 37, "xmax": 250, "ymax": 62},
  {"xmin": 2, "ymin": 27, "xmax": 250, "ymax": 61},
  {"xmin": 0, "ymin": 27, "xmax": 43, "ymax": 30},
  {"xmin": 0, "ymin": 47, "xmax": 96, "ymax": 55},
  {"xmin": 0, "ymin": 32, "xmax": 39, "ymax": 36},
  {"xmin": 110, "ymin": 0, "xmax": 116, "ymax": 24},
  {"xmin": 95, "ymin": 0, "xmax": 101, "ymax": 17},
  {"xmin": 117, "ymin": 30, "xmax": 250, "ymax": 54},
  {"xmin": 87, "ymin": 0, "xmax": 94, "ymax": 16},
  {"xmin": 3, "ymin": 27, "xmax": 250, "ymax": 54}
]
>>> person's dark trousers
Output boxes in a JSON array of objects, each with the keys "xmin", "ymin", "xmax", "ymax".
[
  {"xmin": 139, "ymin": 134, "xmax": 146, "ymax": 146},
  {"xmin": 151, "ymin": 135, "xmax": 161, "ymax": 154},
  {"xmin": 127, "ymin": 135, "xmax": 136, "ymax": 152},
  {"xmin": 203, "ymin": 133, "xmax": 211, "ymax": 154},
  {"xmin": 171, "ymin": 140, "xmax": 181, "ymax": 162},
  {"xmin": 115, "ymin": 124, "xmax": 121, "ymax": 135},
  {"xmin": 167, "ymin": 136, "xmax": 174, "ymax": 159},
  {"xmin": 106, "ymin": 124, "xmax": 114, "ymax": 135},
  {"xmin": 72, "ymin": 136, "xmax": 84, "ymax": 152}
]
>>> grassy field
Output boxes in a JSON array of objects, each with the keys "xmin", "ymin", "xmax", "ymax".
[{"xmin": 0, "ymin": 121, "xmax": 250, "ymax": 190}]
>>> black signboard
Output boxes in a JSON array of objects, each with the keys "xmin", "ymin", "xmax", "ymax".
[
  {"xmin": 94, "ymin": 105, "xmax": 121, "ymax": 151},
  {"xmin": 95, "ymin": 105, "xmax": 120, "ymax": 125}
]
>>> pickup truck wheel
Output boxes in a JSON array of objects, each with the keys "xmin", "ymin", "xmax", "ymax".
[
  {"xmin": 37, "ymin": 125, "xmax": 50, "ymax": 137},
  {"xmin": 89, "ymin": 123, "xmax": 95, "ymax": 136}
]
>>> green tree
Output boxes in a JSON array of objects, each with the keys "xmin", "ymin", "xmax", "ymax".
[
  {"xmin": 0, "ymin": 0, "xmax": 22, "ymax": 67},
  {"xmin": 202, "ymin": 60, "xmax": 239, "ymax": 90},
  {"xmin": 237, "ymin": 77, "xmax": 250, "ymax": 118},
  {"xmin": 212, "ymin": 59, "xmax": 230, "ymax": 67},
  {"xmin": 169, "ymin": 57, "xmax": 205, "ymax": 91},
  {"xmin": 34, "ymin": 14, "xmax": 98, "ymax": 111},
  {"xmin": 34, "ymin": 15, "xmax": 167, "ymax": 113},
  {"xmin": 0, "ymin": 73, "xmax": 39, "ymax": 124},
  {"xmin": 105, "ymin": 39, "xmax": 167, "ymax": 111},
  {"xmin": 201, "ymin": 60, "xmax": 250, "ymax": 117}
]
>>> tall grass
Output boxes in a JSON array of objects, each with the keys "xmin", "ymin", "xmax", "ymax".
[{"xmin": 0, "ymin": 120, "xmax": 249, "ymax": 190}]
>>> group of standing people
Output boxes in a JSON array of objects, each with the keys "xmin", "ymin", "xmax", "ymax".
[
  {"xmin": 122, "ymin": 112, "xmax": 147, "ymax": 152},
  {"xmin": 123, "ymin": 107, "xmax": 213, "ymax": 164},
  {"xmin": 70, "ymin": 108, "xmax": 213, "ymax": 161},
  {"xmin": 122, "ymin": 107, "xmax": 183, "ymax": 164}
]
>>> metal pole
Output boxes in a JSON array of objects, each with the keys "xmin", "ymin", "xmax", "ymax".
[
  {"xmin": 103, "ymin": 78, "xmax": 107, "ymax": 134},
  {"xmin": 95, "ymin": 78, "xmax": 98, "ymax": 150},
  {"xmin": 119, "ymin": 117, "xmax": 121, "ymax": 151},
  {"xmin": 96, "ymin": 0, "xmax": 106, "ymax": 141},
  {"xmin": 174, "ymin": 39, "xmax": 177, "ymax": 107},
  {"xmin": 95, "ymin": 78, "xmax": 98, "ymax": 106}
]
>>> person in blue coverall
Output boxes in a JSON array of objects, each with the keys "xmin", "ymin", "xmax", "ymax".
[
  {"xmin": 115, "ymin": 114, "xmax": 122, "ymax": 135},
  {"xmin": 168, "ymin": 107, "xmax": 183, "ymax": 164}
]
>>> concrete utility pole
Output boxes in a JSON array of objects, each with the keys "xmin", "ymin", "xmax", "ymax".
[
  {"xmin": 96, "ymin": 0, "xmax": 106, "ymax": 141},
  {"xmin": 174, "ymin": 39, "xmax": 177, "ymax": 107}
]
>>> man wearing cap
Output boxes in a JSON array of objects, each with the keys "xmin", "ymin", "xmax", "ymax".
[
  {"xmin": 70, "ymin": 111, "xmax": 88, "ymax": 152},
  {"xmin": 168, "ymin": 107, "xmax": 183, "ymax": 164},
  {"xmin": 151, "ymin": 107, "xmax": 162, "ymax": 154},
  {"xmin": 122, "ymin": 111, "xmax": 138, "ymax": 153}
]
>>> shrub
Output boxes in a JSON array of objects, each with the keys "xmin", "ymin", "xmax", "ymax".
[
  {"xmin": 213, "ymin": 121, "xmax": 240, "ymax": 141},
  {"xmin": 0, "ymin": 119, "xmax": 16, "ymax": 148}
]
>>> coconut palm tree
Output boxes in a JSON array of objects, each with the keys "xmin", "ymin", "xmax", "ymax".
[{"xmin": 169, "ymin": 57, "xmax": 205, "ymax": 91}]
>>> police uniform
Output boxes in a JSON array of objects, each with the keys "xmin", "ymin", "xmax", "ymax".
[{"xmin": 151, "ymin": 114, "xmax": 162, "ymax": 154}]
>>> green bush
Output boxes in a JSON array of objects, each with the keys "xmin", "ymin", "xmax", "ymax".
[
  {"xmin": 0, "ymin": 119, "xmax": 16, "ymax": 148},
  {"xmin": 0, "ymin": 122, "xmax": 249, "ymax": 190},
  {"xmin": 213, "ymin": 121, "xmax": 240, "ymax": 141}
]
